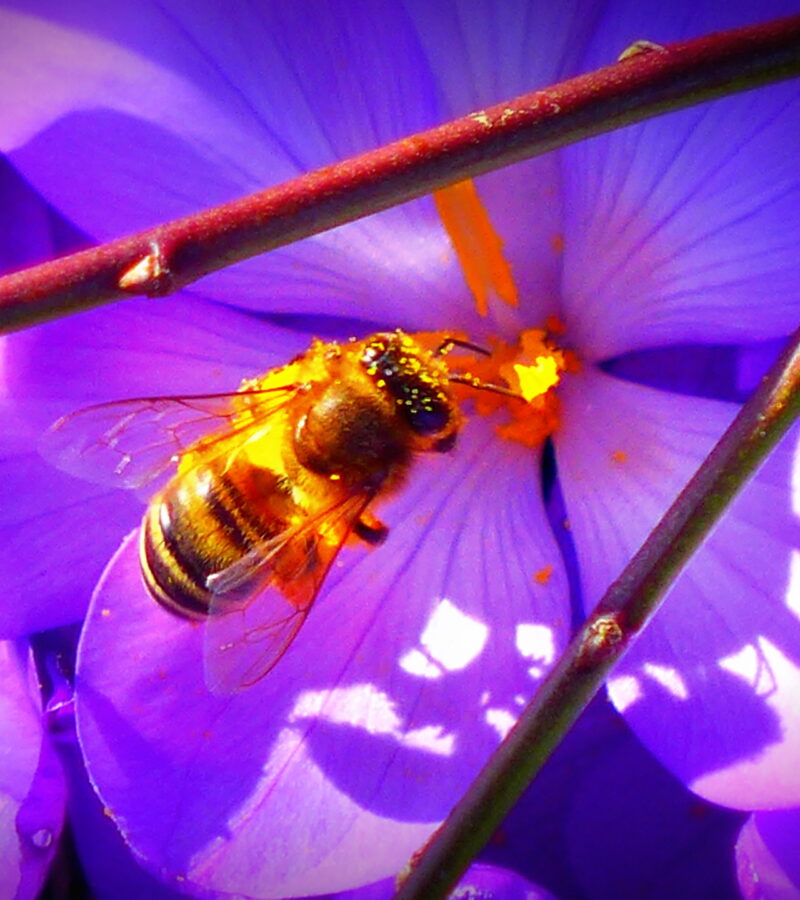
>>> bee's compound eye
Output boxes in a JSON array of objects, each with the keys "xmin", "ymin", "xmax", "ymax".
[
  {"xmin": 361, "ymin": 337, "xmax": 454, "ymax": 436},
  {"xmin": 407, "ymin": 402, "xmax": 450, "ymax": 435}
]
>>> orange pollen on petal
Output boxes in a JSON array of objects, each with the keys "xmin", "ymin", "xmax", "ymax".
[
  {"xmin": 510, "ymin": 356, "xmax": 560, "ymax": 402},
  {"xmin": 433, "ymin": 179, "xmax": 518, "ymax": 317},
  {"xmin": 534, "ymin": 565, "xmax": 554, "ymax": 585}
]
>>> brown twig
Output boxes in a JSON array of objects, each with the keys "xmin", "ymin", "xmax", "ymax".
[{"xmin": 1, "ymin": 13, "xmax": 799, "ymax": 333}]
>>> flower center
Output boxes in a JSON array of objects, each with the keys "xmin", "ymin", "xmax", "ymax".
[
  {"xmin": 440, "ymin": 323, "xmax": 576, "ymax": 447},
  {"xmin": 432, "ymin": 180, "xmax": 578, "ymax": 447}
]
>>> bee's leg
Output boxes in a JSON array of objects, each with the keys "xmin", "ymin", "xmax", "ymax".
[{"xmin": 354, "ymin": 513, "xmax": 388, "ymax": 545}]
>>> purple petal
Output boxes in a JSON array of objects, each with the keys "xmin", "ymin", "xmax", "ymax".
[
  {"xmin": 36, "ymin": 633, "xmax": 193, "ymax": 900},
  {"xmin": 0, "ymin": 161, "xmax": 132, "ymax": 635},
  {"xmin": 76, "ymin": 416, "xmax": 569, "ymax": 896},
  {"xmin": 1, "ymin": 0, "xmax": 442, "ymax": 162},
  {"xmin": 188, "ymin": 196, "xmax": 494, "ymax": 334},
  {"xmin": 340, "ymin": 700, "xmax": 741, "ymax": 899},
  {"xmin": 0, "ymin": 641, "xmax": 65, "ymax": 900},
  {"xmin": 451, "ymin": 866, "xmax": 557, "ymax": 900},
  {"xmin": 737, "ymin": 339, "xmax": 788, "ymax": 398},
  {"xmin": 405, "ymin": 0, "xmax": 595, "ymax": 114},
  {"xmin": 0, "ymin": 3, "xmax": 286, "ymax": 200},
  {"xmin": 0, "ymin": 420, "xmax": 141, "ymax": 636},
  {"xmin": 2, "ymin": 294, "xmax": 310, "ymax": 409},
  {"xmin": 555, "ymin": 368, "xmax": 800, "ymax": 809},
  {"xmin": 736, "ymin": 809, "xmax": 800, "ymax": 898},
  {"xmin": 560, "ymin": 0, "xmax": 800, "ymax": 359}
]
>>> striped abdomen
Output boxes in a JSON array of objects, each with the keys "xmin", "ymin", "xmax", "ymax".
[{"xmin": 139, "ymin": 462, "xmax": 295, "ymax": 619}]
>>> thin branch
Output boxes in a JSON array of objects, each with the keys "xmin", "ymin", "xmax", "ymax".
[
  {"xmin": 2, "ymin": 13, "xmax": 800, "ymax": 333},
  {"xmin": 394, "ymin": 330, "xmax": 800, "ymax": 900}
]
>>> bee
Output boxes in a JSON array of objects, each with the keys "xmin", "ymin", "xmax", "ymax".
[{"xmin": 43, "ymin": 330, "xmax": 514, "ymax": 691}]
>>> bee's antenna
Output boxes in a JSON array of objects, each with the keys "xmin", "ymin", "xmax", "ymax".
[
  {"xmin": 448, "ymin": 372, "xmax": 525, "ymax": 401},
  {"xmin": 435, "ymin": 337, "xmax": 492, "ymax": 358},
  {"xmin": 436, "ymin": 337, "xmax": 526, "ymax": 400}
]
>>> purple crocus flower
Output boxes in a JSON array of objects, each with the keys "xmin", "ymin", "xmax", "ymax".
[{"xmin": 1, "ymin": 0, "xmax": 800, "ymax": 897}]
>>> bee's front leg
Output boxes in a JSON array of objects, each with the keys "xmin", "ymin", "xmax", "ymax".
[{"xmin": 353, "ymin": 513, "xmax": 388, "ymax": 545}]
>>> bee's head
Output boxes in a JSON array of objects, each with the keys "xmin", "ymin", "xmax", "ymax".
[{"xmin": 361, "ymin": 332, "xmax": 459, "ymax": 448}]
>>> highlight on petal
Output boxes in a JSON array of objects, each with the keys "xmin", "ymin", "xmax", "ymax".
[
  {"xmin": 556, "ymin": 368, "xmax": 800, "ymax": 809},
  {"xmin": 736, "ymin": 809, "xmax": 800, "ymax": 899},
  {"xmin": 0, "ymin": 641, "xmax": 65, "ymax": 900},
  {"xmin": 560, "ymin": 0, "xmax": 800, "ymax": 359},
  {"xmin": 76, "ymin": 416, "xmax": 569, "ymax": 897},
  {"xmin": 0, "ymin": 5, "xmax": 268, "ymax": 204}
]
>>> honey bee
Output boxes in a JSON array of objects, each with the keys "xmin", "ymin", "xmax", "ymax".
[{"xmin": 43, "ymin": 330, "xmax": 514, "ymax": 691}]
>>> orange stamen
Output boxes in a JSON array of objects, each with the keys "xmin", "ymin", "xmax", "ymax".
[
  {"xmin": 434, "ymin": 180, "xmax": 518, "ymax": 316},
  {"xmin": 430, "ymin": 180, "xmax": 579, "ymax": 448}
]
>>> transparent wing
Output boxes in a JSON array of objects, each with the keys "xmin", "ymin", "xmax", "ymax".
[
  {"xmin": 40, "ymin": 385, "xmax": 298, "ymax": 490},
  {"xmin": 203, "ymin": 491, "xmax": 376, "ymax": 694}
]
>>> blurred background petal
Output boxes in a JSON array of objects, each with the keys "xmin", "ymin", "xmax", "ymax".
[
  {"xmin": 736, "ymin": 809, "xmax": 800, "ymax": 899},
  {"xmin": 0, "ymin": 641, "xmax": 65, "ymax": 900}
]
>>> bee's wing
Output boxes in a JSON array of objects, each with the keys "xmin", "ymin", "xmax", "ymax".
[
  {"xmin": 40, "ymin": 385, "xmax": 298, "ymax": 491},
  {"xmin": 202, "ymin": 491, "xmax": 376, "ymax": 694}
]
